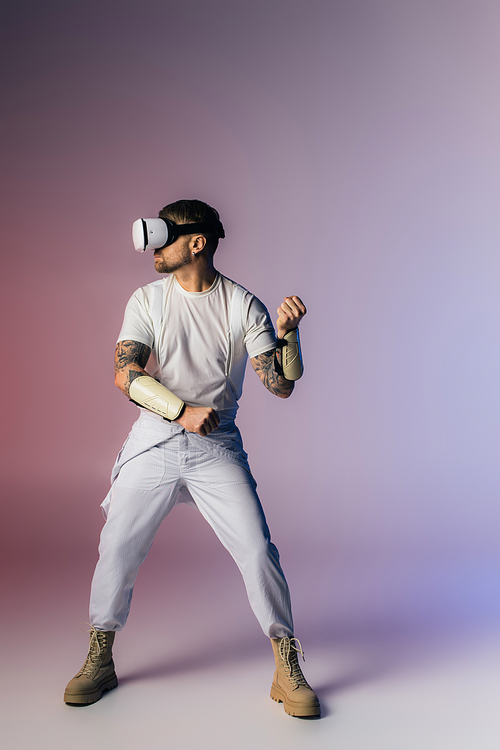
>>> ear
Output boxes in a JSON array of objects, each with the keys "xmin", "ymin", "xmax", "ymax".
[{"xmin": 190, "ymin": 234, "xmax": 207, "ymax": 254}]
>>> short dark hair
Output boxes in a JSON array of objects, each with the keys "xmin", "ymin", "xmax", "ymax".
[{"xmin": 158, "ymin": 199, "xmax": 223, "ymax": 253}]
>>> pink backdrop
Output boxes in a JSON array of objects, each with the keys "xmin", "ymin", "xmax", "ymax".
[{"xmin": 2, "ymin": 0, "xmax": 500, "ymax": 664}]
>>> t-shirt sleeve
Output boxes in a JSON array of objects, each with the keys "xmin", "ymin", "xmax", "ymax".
[
  {"xmin": 116, "ymin": 287, "xmax": 155, "ymax": 348},
  {"xmin": 244, "ymin": 295, "xmax": 277, "ymax": 358}
]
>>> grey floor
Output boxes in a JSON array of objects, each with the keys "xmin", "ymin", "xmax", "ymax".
[
  {"xmin": 2, "ymin": 550, "xmax": 500, "ymax": 750},
  {"xmin": 3, "ymin": 623, "xmax": 500, "ymax": 750}
]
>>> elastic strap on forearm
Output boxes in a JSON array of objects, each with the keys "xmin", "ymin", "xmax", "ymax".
[{"xmin": 129, "ymin": 375, "xmax": 185, "ymax": 421}]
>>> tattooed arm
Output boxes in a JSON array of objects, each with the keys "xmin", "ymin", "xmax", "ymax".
[
  {"xmin": 250, "ymin": 295, "xmax": 307, "ymax": 398},
  {"xmin": 114, "ymin": 340, "xmax": 152, "ymax": 397},
  {"xmin": 250, "ymin": 350, "xmax": 295, "ymax": 398},
  {"xmin": 114, "ymin": 340, "xmax": 219, "ymax": 434}
]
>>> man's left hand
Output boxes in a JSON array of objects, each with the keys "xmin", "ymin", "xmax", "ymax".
[{"xmin": 276, "ymin": 295, "xmax": 307, "ymax": 339}]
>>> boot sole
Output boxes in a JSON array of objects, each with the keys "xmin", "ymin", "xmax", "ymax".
[
  {"xmin": 270, "ymin": 682, "xmax": 321, "ymax": 717},
  {"xmin": 64, "ymin": 674, "xmax": 118, "ymax": 705}
]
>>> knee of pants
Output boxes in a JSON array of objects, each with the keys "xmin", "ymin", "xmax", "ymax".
[
  {"xmin": 98, "ymin": 528, "xmax": 153, "ymax": 568},
  {"xmin": 239, "ymin": 538, "xmax": 282, "ymax": 575}
]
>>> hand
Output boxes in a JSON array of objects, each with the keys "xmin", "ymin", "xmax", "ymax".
[
  {"xmin": 276, "ymin": 295, "xmax": 307, "ymax": 339},
  {"xmin": 175, "ymin": 405, "xmax": 220, "ymax": 436}
]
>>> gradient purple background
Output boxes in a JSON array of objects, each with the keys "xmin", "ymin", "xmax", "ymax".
[{"xmin": 1, "ymin": 0, "xmax": 500, "ymax": 745}]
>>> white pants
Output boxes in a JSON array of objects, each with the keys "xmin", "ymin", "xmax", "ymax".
[{"xmin": 89, "ymin": 411, "xmax": 294, "ymax": 638}]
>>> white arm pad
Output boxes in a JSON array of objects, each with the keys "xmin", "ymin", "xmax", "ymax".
[
  {"xmin": 129, "ymin": 376, "xmax": 185, "ymax": 421},
  {"xmin": 276, "ymin": 328, "xmax": 304, "ymax": 381}
]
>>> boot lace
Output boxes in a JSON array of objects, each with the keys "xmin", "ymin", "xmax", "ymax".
[
  {"xmin": 77, "ymin": 626, "xmax": 109, "ymax": 679},
  {"xmin": 278, "ymin": 637, "xmax": 310, "ymax": 689}
]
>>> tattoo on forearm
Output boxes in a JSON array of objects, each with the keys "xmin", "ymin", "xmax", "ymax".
[
  {"xmin": 127, "ymin": 370, "xmax": 145, "ymax": 390},
  {"xmin": 115, "ymin": 341, "xmax": 151, "ymax": 395},
  {"xmin": 115, "ymin": 341, "xmax": 151, "ymax": 373},
  {"xmin": 251, "ymin": 350, "xmax": 294, "ymax": 397}
]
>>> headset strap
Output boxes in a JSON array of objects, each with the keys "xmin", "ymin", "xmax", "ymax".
[{"xmin": 169, "ymin": 221, "xmax": 224, "ymax": 239}]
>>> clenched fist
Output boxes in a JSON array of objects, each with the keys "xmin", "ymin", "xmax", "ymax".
[
  {"xmin": 276, "ymin": 295, "xmax": 307, "ymax": 339},
  {"xmin": 175, "ymin": 405, "xmax": 220, "ymax": 436}
]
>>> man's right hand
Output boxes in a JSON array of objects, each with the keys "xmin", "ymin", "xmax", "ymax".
[{"xmin": 175, "ymin": 406, "xmax": 220, "ymax": 436}]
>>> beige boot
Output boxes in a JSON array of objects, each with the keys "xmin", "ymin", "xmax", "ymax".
[
  {"xmin": 64, "ymin": 628, "xmax": 118, "ymax": 705},
  {"xmin": 270, "ymin": 637, "xmax": 320, "ymax": 717}
]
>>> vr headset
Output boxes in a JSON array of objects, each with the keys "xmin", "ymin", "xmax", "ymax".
[{"xmin": 132, "ymin": 217, "xmax": 225, "ymax": 252}]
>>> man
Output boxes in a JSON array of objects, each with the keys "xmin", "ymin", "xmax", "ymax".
[{"xmin": 64, "ymin": 199, "xmax": 319, "ymax": 717}]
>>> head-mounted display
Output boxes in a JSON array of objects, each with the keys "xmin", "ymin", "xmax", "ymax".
[{"xmin": 132, "ymin": 217, "xmax": 225, "ymax": 252}]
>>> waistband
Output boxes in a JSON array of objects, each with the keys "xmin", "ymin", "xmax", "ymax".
[{"xmin": 135, "ymin": 407, "xmax": 238, "ymax": 435}]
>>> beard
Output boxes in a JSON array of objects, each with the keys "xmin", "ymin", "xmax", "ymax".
[{"xmin": 154, "ymin": 249, "xmax": 191, "ymax": 274}]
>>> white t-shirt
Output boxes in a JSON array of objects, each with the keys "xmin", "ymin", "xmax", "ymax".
[{"xmin": 117, "ymin": 273, "xmax": 276, "ymax": 421}]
